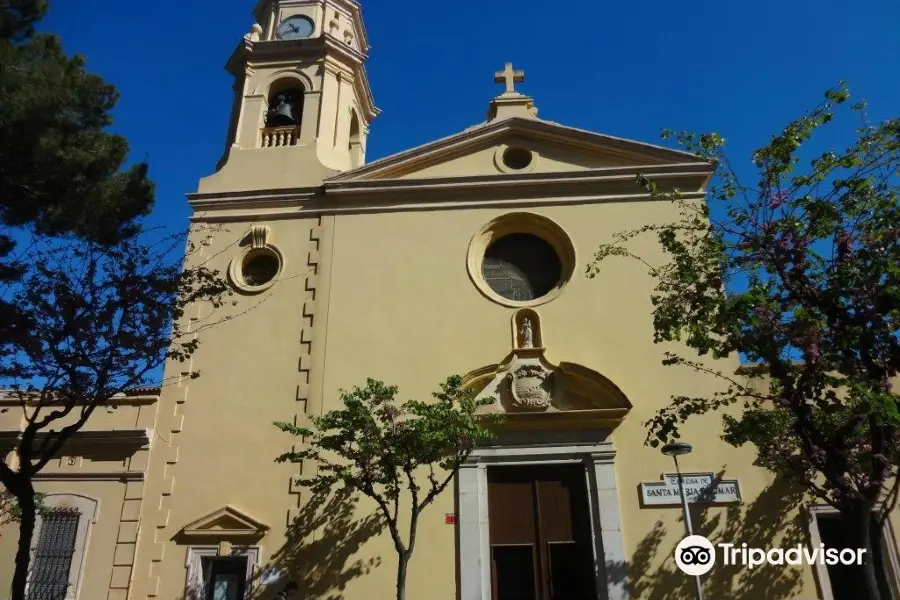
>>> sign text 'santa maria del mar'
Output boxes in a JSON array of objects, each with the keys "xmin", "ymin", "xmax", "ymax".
[{"xmin": 640, "ymin": 473, "xmax": 742, "ymax": 507}]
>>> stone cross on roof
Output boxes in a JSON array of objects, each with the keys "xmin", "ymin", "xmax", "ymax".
[{"xmin": 494, "ymin": 63, "xmax": 524, "ymax": 94}]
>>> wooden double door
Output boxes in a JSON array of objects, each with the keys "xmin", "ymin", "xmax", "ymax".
[{"xmin": 488, "ymin": 465, "xmax": 599, "ymax": 600}]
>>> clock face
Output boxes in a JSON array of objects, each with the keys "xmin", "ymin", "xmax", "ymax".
[{"xmin": 276, "ymin": 15, "xmax": 315, "ymax": 40}]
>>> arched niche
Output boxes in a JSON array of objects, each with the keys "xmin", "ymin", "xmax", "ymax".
[
  {"xmin": 512, "ymin": 308, "xmax": 543, "ymax": 349},
  {"xmin": 265, "ymin": 77, "xmax": 305, "ymax": 129}
]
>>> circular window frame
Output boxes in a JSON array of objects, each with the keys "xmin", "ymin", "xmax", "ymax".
[
  {"xmin": 467, "ymin": 212, "xmax": 576, "ymax": 308},
  {"xmin": 493, "ymin": 144, "xmax": 539, "ymax": 175},
  {"xmin": 228, "ymin": 245, "xmax": 285, "ymax": 294}
]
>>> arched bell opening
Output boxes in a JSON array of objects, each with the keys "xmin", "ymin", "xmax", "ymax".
[
  {"xmin": 262, "ymin": 78, "xmax": 306, "ymax": 147},
  {"xmin": 348, "ymin": 109, "xmax": 363, "ymax": 167}
]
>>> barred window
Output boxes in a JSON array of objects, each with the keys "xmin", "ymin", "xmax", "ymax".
[{"xmin": 28, "ymin": 508, "xmax": 80, "ymax": 600}]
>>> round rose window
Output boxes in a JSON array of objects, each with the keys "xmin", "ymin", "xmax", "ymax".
[{"xmin": 481, "ymin": 233, "xmax": 563, "ymax": 302}]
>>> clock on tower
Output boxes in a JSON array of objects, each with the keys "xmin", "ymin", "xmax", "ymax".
[{"xmin": 276, "ymin": 15, "xmax": 315, "ymax": 40}]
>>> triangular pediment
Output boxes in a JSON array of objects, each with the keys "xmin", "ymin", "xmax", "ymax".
[
  {"xmin": 180, "ymin": 506, "xmax": 269, "ymax": 540},
  {"xmin": 328, "ymin": 117, "xmax": 711, "ymax": 183}
]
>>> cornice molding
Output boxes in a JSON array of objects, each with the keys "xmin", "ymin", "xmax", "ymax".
[
  {"xmin": 326, "ymin": 164, "xmax": 711, "ymax": 194},
  {"xmin": 33, "ymin": 471, "xmax": 145, "ymax": 482},
  {"xmin": 189, "ymin": 191, "xmax": 708, "ymax": 224},
  {"xmin": 0, "ymin": 394, "xmax": 158, "ymax": 408},
  {"xmin": 0, "ymin": 429, "xmax": 150, "ymax": 454},
  {"xmin": 188, "ymin": 187, "xmax": 321, "ymax": 212},
  {"xmin": 187, "ymin": 165, "xmax": 708, "ymax": 221},
  {"xmin": 466, "ymin": 440, "xmax": 617, "ymax": 465}
]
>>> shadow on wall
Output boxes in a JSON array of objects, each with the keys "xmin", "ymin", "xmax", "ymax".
[
  {"xmin": 608, "ymin": 472, "xmax": 807, "ymax": 600},
  {"xmin": 251, "ymin": 489, "xmax": 384, "ymax": 600}
]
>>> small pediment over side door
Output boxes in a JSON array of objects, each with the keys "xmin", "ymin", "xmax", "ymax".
[{"xmin": 179, "ymin": 506, "xmax": 269, "ymax": 542}]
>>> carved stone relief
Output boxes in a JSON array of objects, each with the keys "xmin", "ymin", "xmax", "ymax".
[
  {"xmin": 465, "ymin": 309, "xmax": 632, "ymax": 427},
  {"xmin": 507, "ymin": 363, "xmax": 552, "ymax": 411}
]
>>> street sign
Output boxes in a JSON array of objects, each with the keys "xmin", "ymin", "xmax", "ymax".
[{"xmin": 640, "ymin": 473, "xmax": 742, "ymax": 507}]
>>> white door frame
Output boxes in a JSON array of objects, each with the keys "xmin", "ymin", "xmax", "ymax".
[
  {"xmin": 807, "ymin": 505, "xmax": 900, "ymax": 600},
  {"xmin": 457, "ymin": 433, "xmax": 628, "ymax": 600},
  {"xmin": 184, "ymin": 545, "xmax": 261, "ymax": 600}
]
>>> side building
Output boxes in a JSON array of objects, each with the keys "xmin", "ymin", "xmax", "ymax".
[{"xmin": 0, "ymin": 389, "xmax": 160, "ymax": 600}]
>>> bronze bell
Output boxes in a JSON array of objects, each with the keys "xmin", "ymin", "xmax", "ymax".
[{"xmin": 267, "ymin": 94, "xmax": 295, "ymax": 127}]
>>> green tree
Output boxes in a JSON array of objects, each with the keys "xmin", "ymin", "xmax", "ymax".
[
  {"xmin": 0, "ymin": 233, "xmax": 229, "ymax": 600},
  {"xmin": 1, "ymin": 0, "xmax": 155, "ymax": 354},
  {"xmin": 588, "ymin": 85, "xmax": 900, "ymax": 600},
  {"xmin": 0, "ymin": 0, "xmax": 153, "ymax": 241},
  {"xmin": 0, "ymin": 3, "xmax": 229, "ymax": 598},
  {"xmin": 275, "ymin": 377, "xmax": 498, "ymax": 600},
  {"xmin": 0, "ymin": 490, "xmax": 44, "ymax": 536}
]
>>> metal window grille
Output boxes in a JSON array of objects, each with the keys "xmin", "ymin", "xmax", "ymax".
[
  {"xmin": 27, "ymin": 508, "xmax": 80, "ymax": 600},
  {"xmin": 482, "ymin": 233, "xmax": 562, "ymax": 301}
]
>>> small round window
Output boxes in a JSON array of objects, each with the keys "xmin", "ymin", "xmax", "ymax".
[
  {"xmin": 242, "ymin": 250, "xmax": 279, "ymax": 287},
  {"xmin": 229, "ymin": 246, "xmax": 283, "ymax": 293},
  {"xmin": 502, "ymin": 147, "xmax": 533, "ymax": 170},
  {"xmin": 481, "ymin": 233, "xmax": 563, "ymax": 302}
]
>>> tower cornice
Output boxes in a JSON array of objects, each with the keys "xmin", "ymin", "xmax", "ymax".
[{"xmin": 224, "ymin": 33, "xmax": 377, "ymax": 122}]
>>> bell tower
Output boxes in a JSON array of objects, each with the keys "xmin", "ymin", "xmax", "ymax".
[{"xmin": 199, "ymin": 0, "xmax": 379, "ymax": 193}]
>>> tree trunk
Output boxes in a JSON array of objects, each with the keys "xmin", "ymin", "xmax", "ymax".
[
  {"xmin": 396, "ymin": 552, "xmax": 409, "ymax": 600},
  {"xmin": 11, "ymin": 479, "xmax": 37, "ymax": 600},
  {"xmin": 847, "ymin": 503, "xmax": 882, "ymax": 600}
]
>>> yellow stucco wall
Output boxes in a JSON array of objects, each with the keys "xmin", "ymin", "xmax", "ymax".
[
  {"xmin": 314, "ymin": 202, "xmax": 823, "ymax": 600},
  {"xmin": 3, "ymin": 165, "xmax": 880, "ymax": 600},
  {"xmin": 2, "ymin": 3, "xmax": 895, "ymax": 599},
  {"xmin": 127, "ymin": 191, "xmax": 840, "ymax": 600}
]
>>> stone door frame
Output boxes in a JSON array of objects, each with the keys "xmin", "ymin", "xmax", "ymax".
[
  {"xmin": 806, "ymin": 505, "xmax": 900, "ymax": 600},
  {"xmin": 457, "ymin": 432, "xmax": 628, "ymax": 600}
]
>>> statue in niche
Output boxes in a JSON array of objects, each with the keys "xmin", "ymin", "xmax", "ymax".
[{"xmin": 519, "ymin": 318, "xmax": 534, "ymax": 349}]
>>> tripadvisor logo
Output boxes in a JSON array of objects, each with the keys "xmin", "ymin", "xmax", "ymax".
[
  {"xmin": 674, "ymin": 535, "xmax": 866, "ymax": 576},
  {"xmin": 675, "ymin": 536, "xmax": 716, "ymax": 576}
]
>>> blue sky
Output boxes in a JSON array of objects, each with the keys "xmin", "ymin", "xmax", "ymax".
[{"xmin": 40, "ymin": 0, "xmax": 899, "ymax": 230}]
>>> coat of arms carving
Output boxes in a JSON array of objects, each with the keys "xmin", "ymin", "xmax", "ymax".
[{"xmin": 506, "ymin": 363, "xmax": 553, "ymax": 411}]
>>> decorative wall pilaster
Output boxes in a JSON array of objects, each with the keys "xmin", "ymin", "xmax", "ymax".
[
  {"xmin": 287, "ymin": 217, "xmax": 332, "ymax": 523},
  {"xmin": 295, "ymin": 219, "xmax": 320, "ymax": 413},
  {"xmin": 107, "ymin": 480, "xmax": 145, "ymax": 600},
  {"xmin": 142, "ymin": 239, "xmax": 208, "ymax": 598}
]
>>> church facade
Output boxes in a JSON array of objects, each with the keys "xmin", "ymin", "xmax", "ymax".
[{"xmin": 2, "ymin": 1, "xmax": 900, "ymax": 600}]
